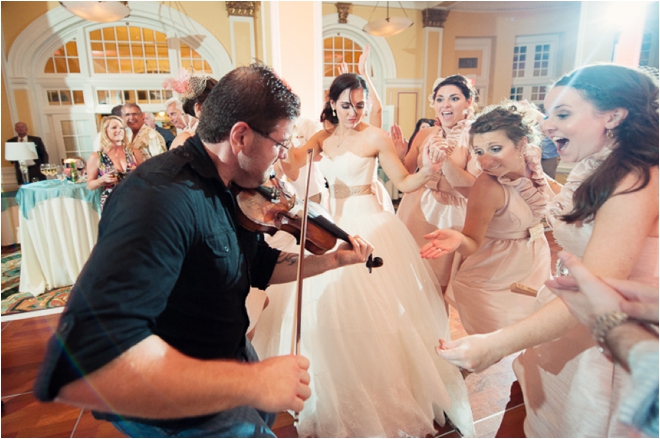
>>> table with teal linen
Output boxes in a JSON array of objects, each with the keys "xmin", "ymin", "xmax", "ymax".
[{"xmin": 16, "ymin": 180, "xmax": 101, "ymax": 296}]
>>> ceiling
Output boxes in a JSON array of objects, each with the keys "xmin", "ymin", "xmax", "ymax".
[{"xmin": 326, "ymin": 1, "xmax": 580, "ymax": 12}]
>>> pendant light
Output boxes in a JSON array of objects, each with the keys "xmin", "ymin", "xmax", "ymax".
[
  {"xmin": 60, "ymin": 1, "xmax": 131, "ymax": 23},
  {"xmin": 363, "ymin": 2, "xmax": 413, "ymax": 38}
]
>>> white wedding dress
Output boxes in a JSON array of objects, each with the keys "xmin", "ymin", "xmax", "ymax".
[{"xmin": 252, "ymin": 152, "xmax": 475, "ymax": 438}]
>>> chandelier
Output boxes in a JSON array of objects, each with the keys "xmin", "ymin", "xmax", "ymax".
[
  {"xmin": 363, "ymin": 2, "xmax": 413, "ymax": 38},
  {"xmin": 59, "ymin": 1, "xmax": 131, "ymax": 23}
]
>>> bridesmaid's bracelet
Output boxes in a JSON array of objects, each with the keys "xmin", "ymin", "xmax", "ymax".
[{"xmin": 591, "ymin": 311, "xmax": 629, "ymax": 359}]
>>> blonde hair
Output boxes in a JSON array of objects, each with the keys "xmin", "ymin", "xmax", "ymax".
[{"xmin": 99, "ymin": 116, "xmax": 129, "ymax": 153}]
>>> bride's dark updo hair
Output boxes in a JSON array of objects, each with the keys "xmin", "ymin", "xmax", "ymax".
[
  {"xmin": 321, "ymin": 73, "xmax": 369, "ymax": 126},
  {"xmin": 554, "ymin": 64, "xmax": 658, "ymax": 223}
]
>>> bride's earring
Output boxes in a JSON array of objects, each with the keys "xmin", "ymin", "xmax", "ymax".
[
  {"xmin": 332, "ymin": 108, "xmax": 337, "ymax": 117},
  {"xmin": 606, "ymin": 129, "xmax": 614, "ymax": 139},
  {"xmin": 462, "ymin": 108, "xmax": 469, "ymax": 116}
]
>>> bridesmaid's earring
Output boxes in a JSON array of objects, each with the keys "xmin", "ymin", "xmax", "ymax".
[
  {"xmin": 606, "ymin": 129, "xmax": 614, "ymax": 139},
  {"xmin": 332, "ymin": 108, "xmax": 337, "ymax": 117}
]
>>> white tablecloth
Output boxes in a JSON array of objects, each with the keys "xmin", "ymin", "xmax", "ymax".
[
  {"xmin": 2, "ymin": 190, "xmax": 19, "ymax": 246},
  {"xmin": 17, "ymin": 181, "xmax": 101, "ymax": 296}
]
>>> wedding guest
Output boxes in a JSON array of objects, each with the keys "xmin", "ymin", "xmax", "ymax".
[
  {"xmin": 86, "ymin": 116, "xmax": 142, "ymax": 210},
  {"xmin": 6, "ymin": 121, "xmax": 48, "ymax": 184},
  {"xmin": 163, "ymin": 72, "xmax": 217, "ymax": 149},
  {"xmin": 143, "ymin": 112, "xmax": 175, "ymax": 150},
  {"xmin": 121, "ymin": 103, "xmax": 166, "ymax": 160}
]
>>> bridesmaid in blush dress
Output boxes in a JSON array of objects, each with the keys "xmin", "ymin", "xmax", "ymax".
[
  {"xmin": 421, "ymin": 103, "xmax": 553, "ymax": 335},
  {"xmin": 396, "ymin": 75, "xmax": 481, "ymax": 300}
]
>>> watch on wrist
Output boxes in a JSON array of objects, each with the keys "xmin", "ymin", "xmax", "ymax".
[{"xmin": 591, "ymin": 310, "xmax": 629, "ymax": 359}]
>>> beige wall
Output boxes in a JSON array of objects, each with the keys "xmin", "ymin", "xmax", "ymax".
[{"xmin": 442, "ymin": 5, "xmax": 582, "ymax": 105}]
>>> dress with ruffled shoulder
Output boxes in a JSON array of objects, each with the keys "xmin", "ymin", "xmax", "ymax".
[
  {"xmin": 252, "ymin": 151, "xmax": 475, "ymax": 438},
  {"xmin": 513, "ymin": 147, "xmax": 659, "ymax": 437},
  {"xmin": 396, "ymin": 123, "xmax": 480, "ymax": 291},
  {"xmin": 449, "ymin": 148, "xmax": 552, "ymax": 334}
]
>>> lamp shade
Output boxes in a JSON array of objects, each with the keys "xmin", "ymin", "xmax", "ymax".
[
  {"xmin": 60, "ymin": 1, "xmax": 131, "ymax": 23},
  {"xmin": 5, "ymin": 142, "xmax": 38, "ymax": 161},
  {"xmin": 363, "ymin": 16, "xmax": 413, "ymax": 37}
]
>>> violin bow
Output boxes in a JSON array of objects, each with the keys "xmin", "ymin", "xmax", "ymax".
[{"xmin": 291, "ymin": 148, "xmax": 314, "ymax": 427}]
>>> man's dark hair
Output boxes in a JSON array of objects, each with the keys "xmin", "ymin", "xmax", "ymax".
[
  {"xmin": 111, "ymin": 105, "xmax": 123, "ymax": 117},
  {"xmin": 197, "ymin": 63, "xmax": 300, "ymax": 143}
]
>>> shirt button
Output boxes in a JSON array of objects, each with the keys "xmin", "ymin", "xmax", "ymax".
[
  {"xmin": 183, "ymin": 152, "xmax": 190, "ymax": 157},
  {"xmin": 223, "ymin": 245, "xmax": 229, "ymax": 252}
]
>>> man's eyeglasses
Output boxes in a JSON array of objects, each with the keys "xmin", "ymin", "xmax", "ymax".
[{"xmin": 250, "ymin": 126, "xmax": 292, "ymax": 151}]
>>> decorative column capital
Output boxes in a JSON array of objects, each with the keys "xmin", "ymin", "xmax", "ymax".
[
  {"xmin": 336, "ymin": 2, "xmax": 351, "ymax": 24},
  {"xmin": 422, "ymin": 8, "xmax": 449, "ymax": 28},
  {"xmin": 226, "ymin": 1, "xmax": 257, "ymax": 18}
]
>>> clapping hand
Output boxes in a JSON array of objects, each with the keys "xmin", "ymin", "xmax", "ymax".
[
  {"xmin": 420, "ymin": 138, "xmax": 446, "ymax": 175},
  {"xmin": 389, "ymin": 124, "xmax": 409, "ymax": 161},
  {"xmin": 420, "ymin": 229, "xmax": 463, "ymax": 259}
]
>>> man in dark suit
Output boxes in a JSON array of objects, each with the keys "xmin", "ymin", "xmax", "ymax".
[
  {"xmin": 143, "ymin": 112, "xmax": 175, "ymax": 150},
  {"xmin": 6, "ymin": 122, "xmax": 48, "ymax": 184}
]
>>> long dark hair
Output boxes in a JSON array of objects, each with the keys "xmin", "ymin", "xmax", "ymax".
[
  {"xmin": 555, "ymin": 64, "xmax": 658, "ymax": 223},
  {"xmin": 320, "ymin": 73, "xmax": 369, "ymax": 126},
  {"xmin": 409, "ymin": 118, "xmax": 435, "ymax": 148}
]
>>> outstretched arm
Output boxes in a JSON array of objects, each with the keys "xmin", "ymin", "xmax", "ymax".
[
  {"xmin": 437, "ymin": 168, "xmax": 659, "ymax": 372},
  {"xmin": 421, "ymin": 173, "xmax": 503, "ymax": 259}
]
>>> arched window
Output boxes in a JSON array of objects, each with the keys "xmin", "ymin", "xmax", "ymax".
[
  {"xmin": 323, "ymin": 36, "xmax": 363, "ymax": 77},
  {"xmin": 180, "ymin": 43, "xmax": 213, "ymax": 74},
  {"xmin": 44, "ymin": 40, "xmax": 81, "ymax": 74},
  {"xmin": 89, "ymin": 26, "xmax": 170, "ymax": 74}
]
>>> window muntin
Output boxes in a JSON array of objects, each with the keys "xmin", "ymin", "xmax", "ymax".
[
  {"xmin": 533, "ymin": 44, "xmax": 550, "ymax": 77},
  {"xmin": 44, "ymin": 40, "xmax": 81, "ymax": 74},
  {"xmin": 640, "ymin": 32, "xmax": 652, "ymax": 67},
  {"xmin": 323, "ymin": 36, "xmax": 363, "ymax": 77},
  {"xmin": 512, "ymin": 46, "xmax": 526, "ymax": 78},
  {"xmin": 47, "ymin": 90, "xmax": 85, "ymax": 105},
  {"xmin": 510, "ymin": 86, "xmax": 524, "ymax": 101},
  {"xmin": 96, "ymin": 89, "xmax": 173, "ymax": 106},
  {"xmin": 89, "ymin": 26, "xmax": 170, "ymax": 74},
  {"xmin": 180, "ymin": 43, "xmax": 213, "ymax": 73}
]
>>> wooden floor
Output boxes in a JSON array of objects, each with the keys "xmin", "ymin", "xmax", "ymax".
[{"xmin": 1, "ymin": 233, "xmax": 560, "ymax": 437}]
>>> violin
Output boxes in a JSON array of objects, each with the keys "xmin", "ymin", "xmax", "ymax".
[{"xmin": 232, "ymin": 177, "xmax": 383, "ymax": 271}]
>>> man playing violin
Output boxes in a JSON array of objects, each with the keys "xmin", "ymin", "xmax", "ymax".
[{"xmin": 34, "ymin": 63, "xmax": 374, "ymax": 438}]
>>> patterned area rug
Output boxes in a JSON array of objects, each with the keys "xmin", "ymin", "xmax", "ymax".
[{"xmin": 1, "ymin": 248, "xmax": 71, "ymax": 316}]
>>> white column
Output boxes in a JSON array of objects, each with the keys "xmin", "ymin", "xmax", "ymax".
[{"xmin": 268, "ymin": 1, "xmax": 323, "ymax": 121}]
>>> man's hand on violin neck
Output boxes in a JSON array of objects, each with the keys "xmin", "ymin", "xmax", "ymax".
[{"xmin": 335, "ymin": 235, "xmax": 374, "ymax": 267}]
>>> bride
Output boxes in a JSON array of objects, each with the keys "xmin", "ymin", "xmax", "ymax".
[{"xmin": 251, "ymin": 73, "xmax": 475, "ymax": 438}]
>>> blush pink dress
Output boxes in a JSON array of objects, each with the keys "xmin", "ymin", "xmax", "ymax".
[
  {"xmin": 449, "ymin": 149, "xmax": 552, "ymax": 334},
  {"xmin": 396, "ymin": 124, "xmax": 480, "ymax": 293},
  {"xmin": 513, "ymin": 147, "xmax": 659, "ymax": 437}
]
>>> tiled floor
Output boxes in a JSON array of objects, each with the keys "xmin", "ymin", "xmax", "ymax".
[{"xmin": 1, "ymin": 232, "xmax": 560, "ymax": 437}]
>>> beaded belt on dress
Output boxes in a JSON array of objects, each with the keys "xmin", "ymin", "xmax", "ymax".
[{"xmin": 329, "ymin": 182, "xmax": 373, "ymax": 199}]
